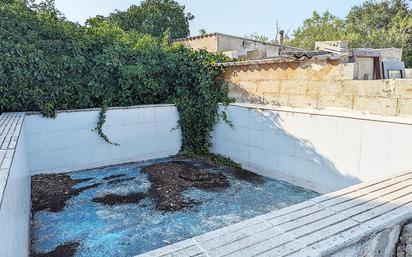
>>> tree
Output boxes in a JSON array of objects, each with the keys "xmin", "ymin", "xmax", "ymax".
[
  {"xmin": 199, "ymin": 28, "xmax": 207, "ymax": 35},
  {"xmin": 0, "ymin": 0, "xmax": 231, "ymax": 153},
  {"xmin": 87, "ymin": 0, "xmax": 194, "ymax": 39},
  {"xmin": 346, "ymin": 0, "xmax": 409, "ymax": 42},
  {"xmin": 345, "ymin": 0, "xmax": 412, "ymax": 66},
  {"xmin": 245, "ymin": 21, "xmax": 291, "ymax": 45},
  {"xmin": 288, "ymin": 11, "xmax": 346, "ymax": 50},
  {"xmin": 288, "ymin": 0, "xmax": 412, "ymax": 67},
  {"xmin": 245, "ymin": 33, "xmax": 270, "ymax": 43}
]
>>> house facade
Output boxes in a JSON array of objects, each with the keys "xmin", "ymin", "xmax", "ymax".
[{"xmin": 173, "ymin": 32, "xmax": 299, "ymax": 59}]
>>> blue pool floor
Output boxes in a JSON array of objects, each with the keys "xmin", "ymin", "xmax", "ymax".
[{"xmin": 31, "ymin": 158, "xmax": 319, "ymax": 257}]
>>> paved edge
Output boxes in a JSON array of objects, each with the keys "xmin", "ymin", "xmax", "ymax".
[{"xmin": 0, "ymin": 113, "xmax": 25, "ymax": 207}]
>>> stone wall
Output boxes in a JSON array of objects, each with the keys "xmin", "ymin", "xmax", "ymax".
[{"xmin": 225, "ymin": 60, "xmax": 412, "ymax": 116}]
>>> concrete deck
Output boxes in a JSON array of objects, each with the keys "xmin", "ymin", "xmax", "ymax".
[
  {"xmin": 0, "ymin": 113, "xmax": 25, "ymax": 206},
  {"xmin": 136, "ymin": 171, "xmax": 412, "ymax": 257}
]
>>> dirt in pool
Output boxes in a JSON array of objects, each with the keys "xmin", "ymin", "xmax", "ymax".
[
  {"xmin": 142, "ymin": 161, "xmax": 230, "ymax": 212},
  {"xmin": 31, "ymin": 174, "xmax": 101, "ymax": 213},
  {"xmin": 31, "ymin": 242, "xmax": 79, "ymax": 257},
  {"xmin": 31, "ymin": 160, "xmax": 232, "ymax": 214},
  {"xmin": 92, "ymin": 192, "xmax": 147, "ymax": 206}
]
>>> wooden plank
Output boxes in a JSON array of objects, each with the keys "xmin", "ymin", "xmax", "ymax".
[
  {"xmin": 296, "ymin": 219, "xmax": 358, "ymax": 246},
  {"xmin": 352, "ymin": 193, "xmax": 412, "ymax": 224},
  {"xmin": 0, "ymin": 113, "xmax": 25, "ymax": 207},
  {"xmin": 339, "ymin": 185, "xmax": 412, "ymax": 218},
  {"xmin": 266, "ymin": 204, "xmax": 325, "ymax": 226},
  {"xmin": 196, "ymin": 215, "xmax": 266, "ymax": 243},
  {"xmin": 308, "ymin": 223, "xmax": 371, "ymax": 255},
  {"xmin": 255, "ymin": 241, "xmax": 304, "ymax": 257},
  {"xmin": 199, "ymin": 221, "xmax": 272, "ymax": 251},
  {"xmin": 286, "ymin": 213, "xmax": 351, "ymax": 239},
  {"xmin": 222, "ymin": 234, "xmax": 294, "ymax": 257},
  {"xmin": 276, "ymin": 208, "xmax": 336, "ymax": 232},
  {"xmin": 0, "ymin": 114, "xmax": 17, "ymax": 149},
  {"xmin": 207, "ymin": 227, "xmax": 282, "ymax": 257},
  {"xmin": 136, "ymin": 239, "xmax": 199, "ymax": 257}
]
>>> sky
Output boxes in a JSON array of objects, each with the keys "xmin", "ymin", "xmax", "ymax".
[{"xmin": 52, "ymin": 0, "xmax": 367, "ymax": 40}]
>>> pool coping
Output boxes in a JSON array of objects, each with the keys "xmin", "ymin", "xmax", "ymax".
[
  {"xmin": 227, "ymin": 103, "xmax": 412, "ymax": 126},
  {"xmin": 24, "ymin": 104, "xmax": 176, "ymax": 116},
  {"xmin": 0, "ymin": 112, "xmax": 25, "ymax": 207},
  {"xmin": 135, "ymin": 170, "xmax": 412, "ymax": 257}
]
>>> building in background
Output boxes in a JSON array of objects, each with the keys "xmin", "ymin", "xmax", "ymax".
[
  {"xmin": 315, "ymin": 41, "xmax": 406, "ymax": 80},
  {"xmin": 173, "ymin": 32, "xmax": 300, "ymax": 60},
  {"xmin": 175, "ymin": 34, "xmax": 407, "ymax": 80}
]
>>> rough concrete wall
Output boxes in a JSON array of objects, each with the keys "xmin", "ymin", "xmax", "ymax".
[
  {"xmin": 406, "ymin": 68, "xmax": 412, "ymax": 79},
  {"xmin": 180, "ymin": 35, "xmax": 218, "ymax": 52},
  {"xmin": 225, "ymin": 61, "xmax": 412, "ymax": 116},
  {"xmin": 397, "ymin": 223, "xmax": 412, "ymax": 257},
  {"xmin": 356, "ymin": 57, "xmax": 374, "ymax": 80},
  {"xmin": 217, "ymin": 34, "xmax": 279, "ymax": 57},
  {"xmin": 381, "ymin": 48, "xmax": 403, "ymax": 61},
  {"xmin": 327, "ymin": 225, "xmax": 402, "ymax": 257}
]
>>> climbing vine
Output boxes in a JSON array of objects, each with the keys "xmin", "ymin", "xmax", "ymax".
[
  {"xmin": 168, "ymin": 46, "xmax": 233, "ymax": 155},
  {"xmin": 94, "ymin": 104, "xmax": 120, "ymax": 146},
  {"xmin": 0, "ymin": 1, "xmax": 235, "ymax": 156}
]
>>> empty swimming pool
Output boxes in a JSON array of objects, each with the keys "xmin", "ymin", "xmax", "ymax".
[{"xmin": 30, "ymin": 158, "xmax": 319, "ymax": 257}]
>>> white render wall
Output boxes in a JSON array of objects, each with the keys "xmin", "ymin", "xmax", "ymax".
[
  {"xmin": 211, "ymin": 104, "xmax": 412, "ymax": 193},
  {"xmin": 25, "ymin": 105, "xmax": 182, "ymax": 174},
  {"xmin": 0, "ymin": 127, "xmax": 31, "ymax": 257}
]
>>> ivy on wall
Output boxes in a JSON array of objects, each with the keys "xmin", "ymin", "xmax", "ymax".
[
  {"xmin": 169, "ymin": 47, "xmax": 233, "ymax": 155},
  {"xmin": 0, "ymin": 1, "xmax": 234, "ymax": 156}
]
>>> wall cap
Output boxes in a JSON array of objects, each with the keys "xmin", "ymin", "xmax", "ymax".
[{"xmin": 224, "ymin": 103, "xmax": 412, "ymax": 126}]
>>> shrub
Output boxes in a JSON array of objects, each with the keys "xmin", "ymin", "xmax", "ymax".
[{"xmin": 0, "ymin": 1, "xmax": 233, "ymax": 155}]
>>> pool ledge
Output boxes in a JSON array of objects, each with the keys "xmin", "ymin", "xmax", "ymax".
[
  {"xmin": 136, "ymin": 171, "xmax": 412, "ymax": 257},
  {"xmin": 0, "ymin": 112, "xmax": 25, "ymax": 207}
]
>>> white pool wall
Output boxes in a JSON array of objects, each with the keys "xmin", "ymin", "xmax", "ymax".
[
  {"xmin": 25, "ymin": 105, "xmax": 181, "ymax": 174},
  {"xmin": 211, "ymin": 103, "xmax": 412, "ymax": 193},
  {"xmin": 2, "ymin": 103, "xmax": 412, "ymax": 257}
]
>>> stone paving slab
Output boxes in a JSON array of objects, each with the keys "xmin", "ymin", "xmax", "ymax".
[
  {"xmin": 136, "ymin": 170, "xmax": 412, "ymax": 257},
  {"xmin": 0, "ymin": 113, "xmax": 25, "ymax": 206}
]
